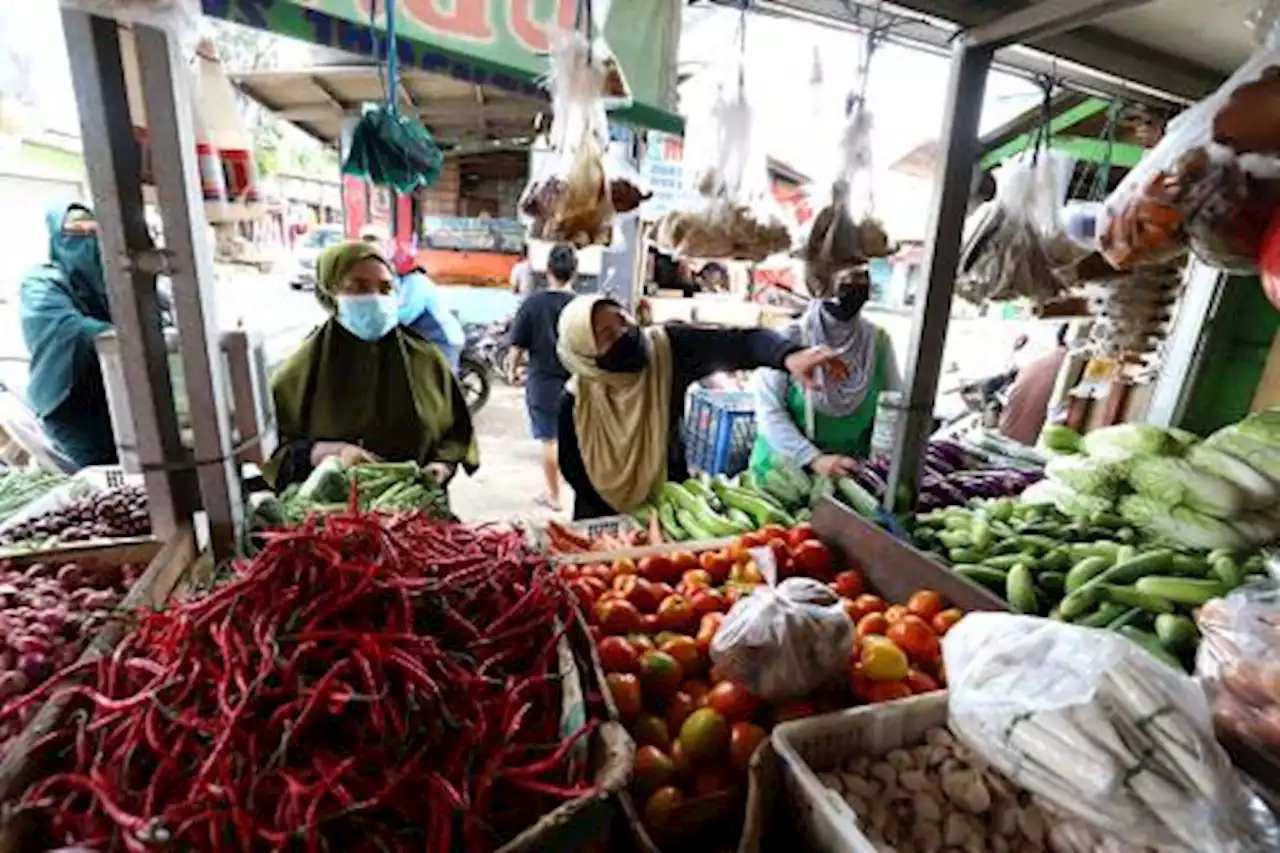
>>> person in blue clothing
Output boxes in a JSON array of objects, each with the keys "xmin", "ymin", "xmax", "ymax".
[{"xmin": 19, "ymin": 202, "xmax": 118, "ymax": 469}]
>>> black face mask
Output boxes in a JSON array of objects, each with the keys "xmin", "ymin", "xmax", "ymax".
[
  {"xmin": 596, "ymin": 326, "xmax": 649, "ymax": 373},
  {"xmin": 824, "ymin": 282, "xmax": 870, "ymax": 323}
]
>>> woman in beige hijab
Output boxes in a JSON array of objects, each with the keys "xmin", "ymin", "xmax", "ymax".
[{"xmin": 556, "ymin": 295, "xmax": 847, "ymax": 519}]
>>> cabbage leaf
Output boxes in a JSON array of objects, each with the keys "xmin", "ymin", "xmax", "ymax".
[
  {"xmin": 1127, "ymin": 456, "xmax": 1245, "ymax": 519},
  {"xmin": 1118, "ymin": 496, "xmax": 1249, "ymax": 551},
  {"xmin": 1187, "ymin": 444, "xmax": 1278, "ymax": 509},
  {"xmin": 1045, "ymin": 455, "xmax": 1126, "ymax": 498},
  {"xmin": 1082, "ymin": 424, "xmax": 1177, "ymax": 462}
]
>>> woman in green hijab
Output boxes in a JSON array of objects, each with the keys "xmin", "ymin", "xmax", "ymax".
[
  {"xmin": 20, "ymin": 202, "xmax": 117, "ymax": 468},
  {"xmin": 264, "ymin": 241, "xmax": 479, "ymax": 488}
]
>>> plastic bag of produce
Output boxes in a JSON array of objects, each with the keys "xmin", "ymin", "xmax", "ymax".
[
  {"xmin": 1195, "ymin": 579, "xmax": 1280, "ymax": 770},
  {"xmin": 958, "ymin": 149, "xmax": 1087, "ymax": 305},
  {"xmin": 1098, "ymin": 10, "xmax": 1280, "ymax": 272},
  {"xmin": 945, "ymin": 612, "xmax": 1279, "ymax": 851},
  {"xmin": 518, "ymin": 29, "xmax": 621, "ymax": 248},
  {"xmin": 709, "ymin": 576, "xmax": 852, "ymax": 701}
]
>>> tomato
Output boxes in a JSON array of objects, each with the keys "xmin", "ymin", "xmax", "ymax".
[
  {"xmin": 641, "ymin": 613, "xmax": 661, "ymax": 633},
  {"xmin": 627, "ymin": 633, "xmax": 656, "ymax": 653},
  {"xmin": 682, "ymin": 568, "xmax": 713, "ymax": 590},
  {"xmin": 613, "ymin": 556, "xmax": 638, "ymax": 577},
  {"xmin": 725, "ymin": 542, "xmax": 751, "ymax": 566},
  {"xmin": 670, "ymin": 551, "xmax": 700, "ymax": 577},
  {"xmin": 694, "ymin": 765, "xmax": 738, "ymax": 797},
  {"xmin": 766, "ymin": 539, "xmax": 792, "ymax": 577},
  {"xmin": 729, "ymin": 722, "xmax": 767, "ymax": 771},
  {"xmin": 787, "ymin": 522, "xmax": 818, "ymax": 548},
  {"xmin": 931, "ymin": 607, "xmax": 963, "ymax": 636},
  {"xmin": 669, "ymin": 738, "xmax": 695, "ymax": 780},
  {"xmin": 605, "ymin": 673, "xmax": 641, "ymax": 720},
  {"xmin": 596, "ymin": 599, "xmax": 643, "ymax": 635},
  {"xmin": 855, "ymin": 612, "xmax": 890, "ymax": 639},
  {"xmin": 760, "ymin": 524, "xmax": 789, "ymax": 543},
  {"xmin": 867, "ymin": 680, "xmax": 913, "ymax": 703},
  {"xmin": 905, "ymin": 668, "xmax": 940, "ymax": 695},
  {"xmin": 729, "ymin": 561, "xmax": 764, "ymax": 585},
  {"xmin": 831, "ymin": 569, "xmax": 864, "ymax": 600},
  {"xmin": 632, "ymin": 713, "xmax": 672, "ymax": 749},
  {"xmin": 639, "ymin": 650, "xmax": 684, "ymax": 700},
  {"xmin": 633, "ymin": 745, "xmax": 676, "ymax": 797},
  {"xmin": 619, "ymin": 577, "xmax": 662, "ymax": 613},
  {"xmin": 665, "ymin": 690, "xmax": 698, "ymax": 734},
  {"xmin": 597, "ymin": 636, "xmax": 640, "ymax": 674},
  {"xmin": 656, "ymin": 595, "xmax": 697, "ymax": 633},
  {"xmin": 659, "ymin": 635, "xmax": 701, "ymax": 676},
  {"xmin": 569, "ymin": 580, "xmax": 600, "ymax": 611},
  {"xmin": 883, "ymin": 604, "xmax": 909, "ymax": 624},
  {"xmin": 773, "ymin": 699, "xmax": 817, "ymax": 723},
  {"xmin": 886, "ymin": 615, "xmax": 941, "ymax": 664},
  {"xmin": 850, "ymin": 667, "xmax": 875, "ymax": 702},
  {"xmin": 643, "ymin": 786, "xmax": 684, "ymax": 834},
  {"xmin": 650, "ymin": 582, "xmax": 675, "ymax": 600},
  {"xmin": 683, "ymin": 679, "xmax": 711, "ymax": 707},
  {"xmin": 690, "ymin": 589, "xmax": 727, "ymax": 617},
  {"xmin": 678, "ymin": 708, "xmax": 730, "ymax": 762},
  {"xmin": 791, "ymin": 540, "xmax": 832, "ymax": 578},
  {"xmin": 700, "ymin": 550, "xmax": 732, "ymax": 584},
  {"xmin": 858, "ymin": 636, "xmax": 909, "ymax": 682},
  {"xmin": 695, "ymin": 612, "xmax": 724, "ymax": 657},
  {"xmin": 847, "ymin": 594, "xmax": 886, "ymax": 623},
  {"xmin": 906, "ymin": 589, "xmax": 944, "ymax": 621},
  {"xmin": 739, "ymin": 531, "xmax": 768, "ymax": 549},
  {"xmin": 637, "ymin": 556, "xmax": 673, "ymax": 583},
  {"xmin": 705, "ymin": 681, "xmax": 760, "ymax": 723}
]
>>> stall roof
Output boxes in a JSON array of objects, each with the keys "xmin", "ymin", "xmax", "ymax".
[{"xmin": 730, "ymin": 0, "xmax": 1256, "ymax": 105}]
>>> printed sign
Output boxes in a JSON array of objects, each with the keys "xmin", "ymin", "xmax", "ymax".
[
  {"xmin": 423, "ymin": 216, "xmax": 525, "ymax": 254},
  {"xmin": 639, "ymin": 130, "xmax": 696, "ymax": 220}
]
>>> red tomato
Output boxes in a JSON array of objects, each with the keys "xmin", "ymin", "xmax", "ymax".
[
  {"xmin": 605, "ymin": 673, "xmax": 641, "ymax": 720},
  {"xmin": 632, "ymin": 713, "xmax": 672, "ymax": 749},
  {"xmin": 725, "ymin": 542, "xmax": 751, "ymax": 566},
  {"xmin": 773, "ymin": 699, "xmax": 817, "ymax": 723},
  {"xmin": 659, "ymin": 635, "xmax": 701, "ymax": 676},
  {"xmin": 694, "ymin": 765, "xmax": 738, "ymax": 797},
  {"xmin": 670, "ymin": 551, "xmax": 700, "ymax": 577},
  {"xmin": 867, "ymin": 680, "xmax": 913, "ymax": 703},
  {"xmin": 705, "ymin": 681, "xmax": 760, "ymax": 723},
  {"xmin": 656, "ymin": 595, "xmax": 696, "ymax": 633},
  {"xmin": 669, "ymin": 738, "xmax": 695, "ymax": 780},
  {"xmin": 906, "ymin": 590, "xmax": 944, "ymax": 621},
  {"xmin": 847, "ymin": 594, "xmax": 887, "ymax": 623},
  {"xmin": 682, "ymin": 568, "xmax": 713, "ymax": 590},
  {"xmin": 569, "ymin": 580, "xmax": 599, "ymax": 611},
  {"xmin": 831, "ymin": 569, "xmax": 864, "ymax": 599},
  {"xmin": 597, "ymin": 636, "xmax": 640, "ymax": 674},
  {"xmin": 616, "ymin": 576, "xmax": 662, "ymax": 613},
  {"xmin": 650, "ymin": 582, "xmax": 675, "ymax": 600},
  {"xmin": 759, "ymin": 524, "xmax": 789, "ymax": 543},
  {"xmin": 932, "ymin": 607, "xmax": 963, "ymax": 636},
  {"xmin": 641, "ymin": 613, "xmax": 660, "ymax": 632},
  {"xmin": 695, "ymin": 612, "xmax": 725, "ymax": 656},
  {"xmin": 855, "ymin": 612, "xmax": 890, "ymax": 640},
  {"xmin": 850, "ymin": 667, "xmax": 875, "ymax": 702},
  {"xmin": 739, "ymin": 531, "xmax": 768, "ymax": 549},
  {"xmin": 699, "ymin": 551, "xmax": 732, "ymax": 584},
  {"xmin": 766, "ymin": 539, "xmax": 792, "ymax": 576},
  {"xmin": 886, "ymin": 615, "xmax": 942, "ymax": 664},
  {"xmin": 637, "ymin": 555, "xmax": 673, "ymax": 583},
  {"xmin": 678, "ymin": 708, "xmax": 730, "ymax": 762},
  {"xmin": 690, "ymin": 588, "xmax": 727, "ymax": 617},
  {"xmin": 613, "ymin": 556, "xmax": 638, "ymax": 577},
  {"xmin": 683, "ymin": 679, "xmax": 711, "ymax": 707},
  {"xmin": 627, "ymin": 633, "xmax": 656, "ymax": 653},
  {"xmin": 639, "ymin": 650, "xmax": 685, "ymax": 700},
  {"xmin": 665, "ymin": 690, "xmax": 698, "ymax": 734},
  {"xmin": 643, "ymin": 787, "xmax": 684, "ymax": 834},
  {"xmin": 791, "ymin": 540, "xmax": 832, "ymax": 578},
  {"xmin": 729, "ymin": 722, "xmax": 768, "ymax": 771},
  {"xmin": 596, "ymin": 599, "xmax": 643, "ymax": 635},
  {"xmin": 883, "ymin": 604, "xmax": 909, "ymax": 624},
  {"xmin": 786, "ymin": 522, "xmax": 818, "ymax": 548},
  {"xmin": 905, "ymin": 668, "xmax": 941, "ymax": 695},
  {"xmin": 634, "ymin": 745, "xmax": 675, "ymax": 797}
]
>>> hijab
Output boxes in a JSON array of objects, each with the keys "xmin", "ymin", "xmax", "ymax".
[
  {"xmin": 557, "ymin": 296, "xmax": 674, "ymax": 513},
  {"xmin": 794, "ymin": 300, "xmax": 879, "ymax": 418},
  {"xmin": 263, "ymin": 242, "xmax": 479, "ymax": 487}
]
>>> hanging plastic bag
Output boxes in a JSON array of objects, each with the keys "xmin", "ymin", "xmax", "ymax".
[
  {"xmin": 580, "ymin": 0, "xmax": 632, "ymax": 112},
  {"xmin": 708, "ymin": 576, "xmax": 853, "ymax": 701},
  {"xmin": 958, "ymin": 149, "xmax": 1086, "ymax": 305},
  {"xmin": 1099, "ymin": 6, "xmax": 1280, "ymax": 272},
  {"xmin": 945, "ymin": 613, "xmax": 1278, "ymax": 851}
]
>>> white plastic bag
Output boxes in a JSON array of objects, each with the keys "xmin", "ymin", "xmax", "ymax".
[
  {"xmin": 944, "ymin": 613, "xmax": 1277, "ymax": 852},
  {"xmin": 1099, "ymin": 10, "xmax": 1280, "ymax": 272},
  {"xmin": 581, "ymin": 0, "xmax": 632, "ymax": 112},
  {"xmin": 709, "ymin": 576, "xmax": 853, "ymax": 701}
]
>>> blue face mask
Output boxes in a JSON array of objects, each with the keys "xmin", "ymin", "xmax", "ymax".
[{"xmin": 336, "ymin": 294, "xmax": 398, "ymax": 342}]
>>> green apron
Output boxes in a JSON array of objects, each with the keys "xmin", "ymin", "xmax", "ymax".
[{"xmin": 749, "ymin": 330, "xmax": 888, "ymax": 476}]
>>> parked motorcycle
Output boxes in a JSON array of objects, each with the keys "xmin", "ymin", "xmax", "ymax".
[
  {"xmin": 458, "ymin": 326, "xmax": 492, "ymax": 415},
  {"xmin": 467, "ymin": 318, "xmax": 521, "ymax": 387}
]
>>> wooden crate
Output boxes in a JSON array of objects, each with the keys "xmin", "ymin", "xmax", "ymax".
[
  {"xmin": 0, "ymin": 527, "xmax": 199, "ymax": 826},
  {"xmin": 812, "ymin": 497, "xmax": 1010, "ymax": 613}
]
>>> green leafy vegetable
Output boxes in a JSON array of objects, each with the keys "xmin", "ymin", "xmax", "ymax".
[
  {"xmin": 1081, "ymin": 424, "xmax": 1177, "ymax": 462},
  {"xmin": 1187, "ymin": 444, "xmax": 1278, "ymax": 508},
  {"xmin": 1127, "ymin": 456, "xmax": 1245, "ymax": 519},
  {"xmin": 1118, "ymin": 496, "xmax": 1249, "ymax": 551},
  {"xmin": 1045, "ymin": 455, "xmax": 1126, "ymax": 497}
]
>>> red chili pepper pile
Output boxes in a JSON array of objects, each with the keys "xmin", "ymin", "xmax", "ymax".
[{"xmin": 3, "ymin": 510, "xmax": 594, "ymax": 852}]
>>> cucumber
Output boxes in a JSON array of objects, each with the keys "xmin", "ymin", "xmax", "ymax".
[
  {"xmin": 949, "ymin": 547, "xmax": 982, "ymax": 564},
  {"xmin": 1133, "ymin": 576, "xmax": 1229, "ymax": 607},
  {"xmin": 1016, "ymin": 534, "xmax": 1058, "ymax": 555},
  {"xmin": 683, "ymin": 479, "xmax": 723, "ymax": 511},
  {"xmin": 981, "ymin": 554, "xmax": 1029, "ymax": 571},
  {"xmin": 1038, "ymin": 571, "xmax": 1066, "ymax": 598},
  {"xmin": 1058, "ymin": 550, "xmax": 1173, "ymax": 620},
  {"xmin": 954, "ymin": 565, "xmax": 1009, "ymax": 589},
  {"xmin": 778, "ymin": 461, "xmax": 812, "ymax": 495},
  {"xmin": 760, "ymin": 470, "xmax": 804, "ymax": 509},
  {"xmin": 1116, "ymin": 626, "xmax": 1185, "ymax": 670},
  {"xmin": 937, "ymin": 530, "xmax": 972, "ymax": 550},
  {"xmin": 1210, "ymin": 555, "xmax": 1243, "ymax": 588},
  {"xmin": 1068, "ymin": 541, "xmax": 1121, "ymax": 562},
  {"xmin": 1039, "ymin": 548, "xmax": 1072, "ymax": 573},
  {"xmin": 1154, "ymin": 613, "xmax": 1200, "ymax": 655},
  {"xmin": 725, "ymin": 508, "xmax": 755, "ymax": 532},
  {"xmin": 691, "ymin": 503, "xmax": 740, "ymax": 537},
  {"xmin": 834, "ymin": 477, "xmax": 881, "ymax": 518},
  {"xmin": 809, "ymin": 475, "xmax": 836, "ymax": 508},
  {"xmin": 1169, "ymin": 553, "xmax": 1211, "ymax": 576},
  {"xmin": 969, "ymin": 518, "xmax": 993, "ymax": 552},
  {"xmin": 675, "ymin": 508, "xmax": 716, "ymax": 542},
  {"xmin": 660, "ymin": 482, "xmax": 701, "ymax": 514},
  {"xmin": 631, "ymin": 504, "xmax": 656, "ymax": 525},
  {"xmin": 716, "ymin": 485, "xmax": 795, "ymax": 527},
  {"xmin": 1105, "ymin": 606, "xmax": 1145, "ymax": 631},
  {"xmin": 1064, "ymin": 557, "xmax": 1112, "ymax": 594},
  {"xmin": 1099, "ymin": 583, "xmax": 1175, "ymax": 614},
  {"xmin": 1006, "ymin": 564, "xmax": 1038, "ymax": 614},
  {"xmin": 657, "ymin": 502, "xmax": 687, "ymax": 541},
  {"xmin": 1075, "ymin": 602, "xmax": 1127, "ymax": 628}
]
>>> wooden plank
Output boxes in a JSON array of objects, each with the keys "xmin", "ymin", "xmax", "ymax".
[
  {"xmin": 812, "ymin": 498, "xmax": 1009, "ymax": 613},
  {"xmin": 0, "ymin": 526, "xmax": 198, "ymax": 816},
  {"xmin": 1, "ymin": 536, "xmax": 161, "ymax": 569}
]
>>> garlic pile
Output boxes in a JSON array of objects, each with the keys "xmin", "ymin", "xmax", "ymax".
[{"xmin": 815, "ymin": 726, "xmax": 1053, "ymax": 853}]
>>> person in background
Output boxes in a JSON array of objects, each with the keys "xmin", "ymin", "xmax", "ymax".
[
  {"xmin": 20, "ymin": 202, "xmax": 118, "ymax": 468},
  {"xmin": 999, "ymin": 323, "xmax": 1070, "ymax": 446},
  {"xmin": 510, "ymin": 246, "xmax": 535, "ymax": 297},
  {"xmin": 555, "ymin": 295, "xmax": 849, "ymax": 520},
  {"xmin": 263, "ymin": 241, "xmax": 478, "ymax": 489},
  {"xmin": 750, "ymin": 269, "xmax": 902, "ymax": 478},
  {"xmin": 392, "ymin": 255, "xmax": 466, "ymax": 375},
  {"xmin": 506, "ymin": 244, "xmax": 578, "ymax": 511}
]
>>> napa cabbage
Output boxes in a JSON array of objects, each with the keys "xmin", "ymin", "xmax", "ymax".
[
  {"xmin": 1127, "ymin": 456, "xmax": 1245, "ymax": 519},
  {"xmin": 1081, "ymin": 424, "xmax": 1177, "ymax": 462}
]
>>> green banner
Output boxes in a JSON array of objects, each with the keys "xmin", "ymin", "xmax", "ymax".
[{"xmin": 202, "ymin": 0, "xmax": 682, "ymax": 134}]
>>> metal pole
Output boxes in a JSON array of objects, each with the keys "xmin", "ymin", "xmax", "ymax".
[
  {"xmin": 133, "ymin": 25, "xmax": 245, "ymax": 559},
  {"xmin": 884, "ymin": 38, "xmax": 991, "ymax": 512},
  {"xmin": 965, "ymin": 0, "xmax": 1159, "ymax": 50},
  {"xmin": 60, "ymin": 10, "xmax": 189, "ymax": 536}
]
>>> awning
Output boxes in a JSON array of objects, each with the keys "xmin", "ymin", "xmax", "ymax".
[{"xmin": 202, "ymin": 0, "xmax": 684, "ymax": 136}]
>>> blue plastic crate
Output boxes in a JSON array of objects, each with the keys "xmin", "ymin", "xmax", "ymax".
[{"xmin": 683, "ymin": 387, "xmax": 757, "ymax": 476}]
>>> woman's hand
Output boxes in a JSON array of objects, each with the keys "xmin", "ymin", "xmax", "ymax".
[
  {"xmin": 425, "ymin": 462, "xmax": 457, "ymax": 486},
  {"xmin": 811, "ymin": 454, "xmax": 860, "ymax": 478},
  {"xmin": 784, "ymin": 346, "xmax": 850, "ymax": 390},
  {"xmin": 312, "ymin": 442, "xmax": 381, "ymax": 468}
]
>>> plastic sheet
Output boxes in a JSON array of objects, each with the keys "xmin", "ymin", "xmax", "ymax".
[{"xmin": 944, "ymin": 613, "xmax": 1277, "ymax": 852}]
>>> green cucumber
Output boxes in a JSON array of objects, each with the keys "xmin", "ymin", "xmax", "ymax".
[
  {"xmin": 1116, "ymin": 626, "xmax": 1184, "ymax": 670},
  {"xmin": 1154, "ymin": 613, "xmax": 1200, "ymax": 655},
  {"xmin": 1133, "ymin": 576, "xmax": 1229, "ymax": 607},
  {"xmin": 969, "ymin": 518, "xmax": 993, "ymax": 552},
  {"xmin": 949, "ymin": 547, "xmax": 982, "ymax": 564},
  {"xmin": 954, "ymin": 565, "xmax": 1009, "ymax": 589},
  {"xmin": 725, "ymin": 508, "xmax": 755, "ymax": 532},
  {"xmin": 1169, "ymin": 553, "xmax": 1211, "ymax": 576},
  {"xmin": 1099, "ymin": 584, "xmax": 1175, "ymax": 614},
  {"xmin": 982, "ymin": 554, "xmax": 1030, "ymax": 571},
  {"xmin": 809, "ymin": 475, "xmax": 836, "ymax": 508},
  {"xmin": 1068, "ymin": 541, "xmax": 1122, "ymax": 561},
  {"xmin": 657, "ymin": 502, "xmax": 687, "ymax": 541},
  {"xmin": 1210, "ymin": 555, "xmax": 1243, "ymax": 588},
  {"xmin": 683, "ymin": 479, "xmax": 723, "ymax": 511},
  {"xmin": 660, "ymin": 483, "xmax": 701, "ymax": 514},
  {"xmin": 1038, "ymin": 571, "xmax": 1066, "ymax": 598},
  {"xmin": 1006, "ymin": 564, "xmax": 1038, "ymax": 613},
  {"xmin": 760, "ymin": 470, "xmax": 804, "ymax": 509},
  {"xmin": 675, "ymin": 508, "xmax": 716, "ymax": 542},
  {"xmin": 1058, "ymin": 549, "xmax": 1173, "ymax": 620},
  {"xmin": 716, "ymin": 485, "xmax": 794, "ymax": 527},
  {"xmin": 834, "ymin": 477, "xmax": 881, "ymax": 518},
  {"xmin": 1105, "ymin": 606, "xmax": 1145, "ymax": 631},
  {"xmin": 1075, "ymin": 602, "xmax": 1127, "ymax": 628},
  {"xmin": 1064, "ymin": 557, "xmax": 1112, "ymax": 594},
  {"xmin": 1039, "ymin": 547, "xmax": 1072, "ymax": 573}
]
